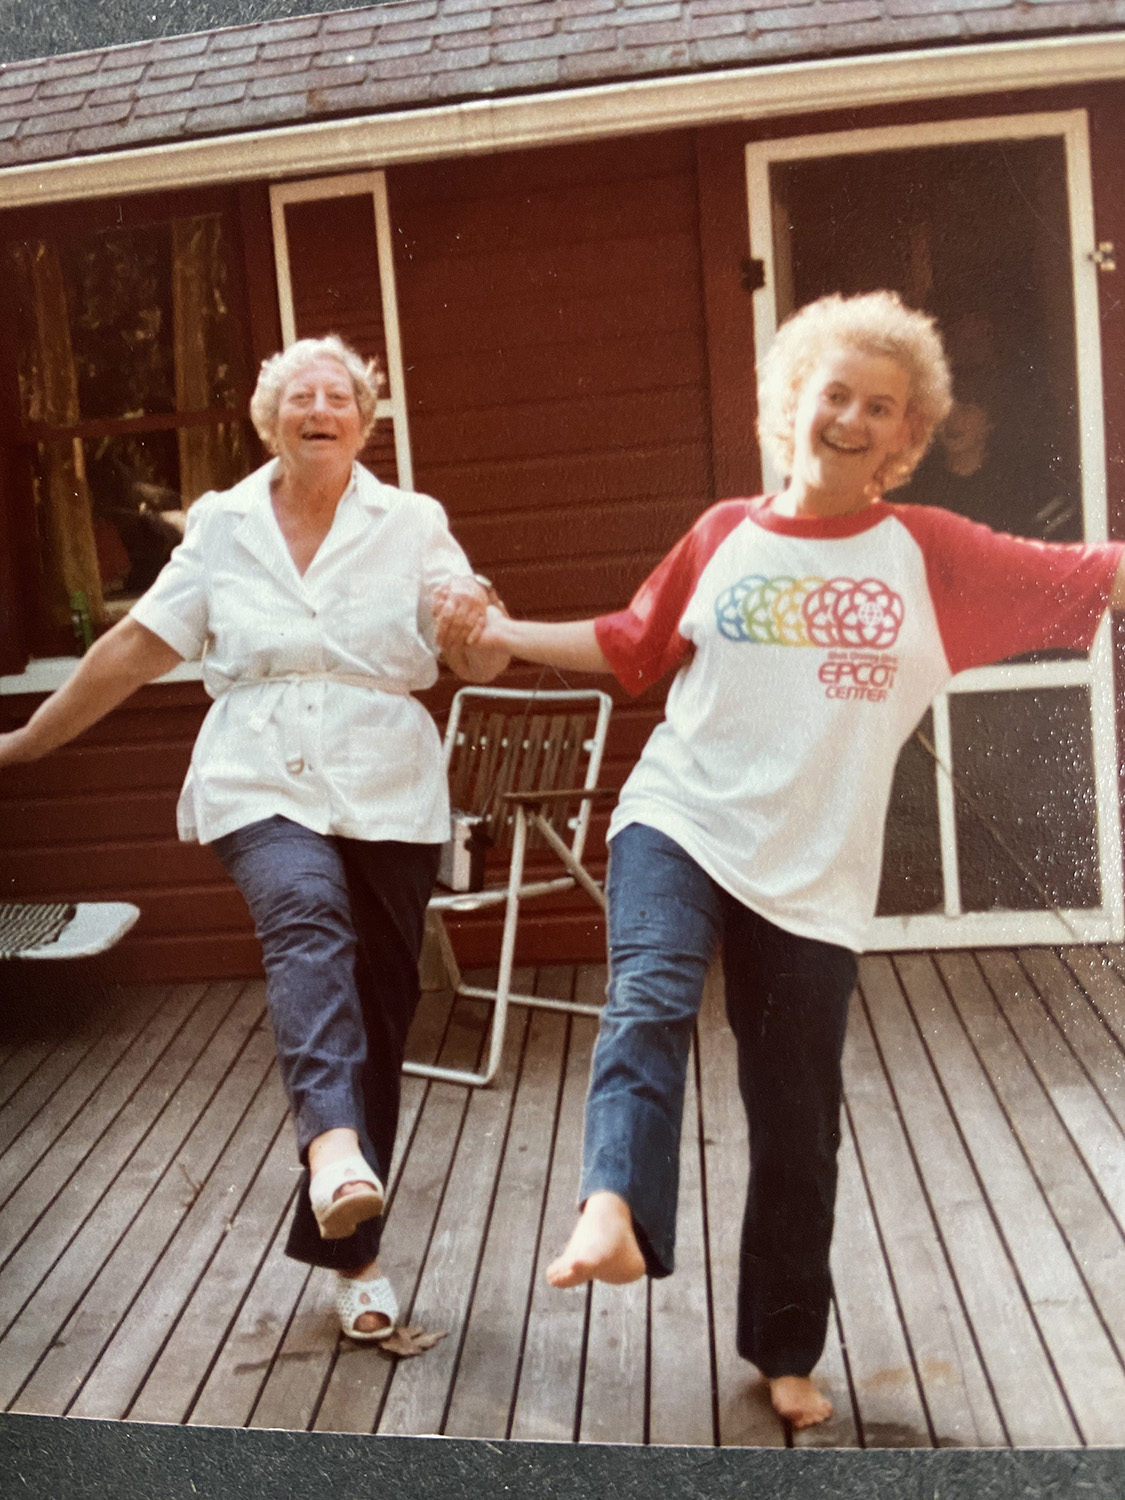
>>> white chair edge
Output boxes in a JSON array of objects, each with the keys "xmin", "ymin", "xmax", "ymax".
[{"xmin": 18, "ymin": 902, "xmax": 141, "ymax": 960}]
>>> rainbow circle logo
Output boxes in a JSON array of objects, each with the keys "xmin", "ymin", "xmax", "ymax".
[{"xmin": 715, "ymin": 575, "xmax": 904, "ymax": 648}]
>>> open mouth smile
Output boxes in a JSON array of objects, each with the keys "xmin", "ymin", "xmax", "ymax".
[{"xmin": 820, "ymin": 434, "xmax": 868, "ymax": 456}]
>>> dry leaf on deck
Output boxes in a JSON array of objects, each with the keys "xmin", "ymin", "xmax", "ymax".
[{"xmin": 377, "ymin": 1324, "xmax": 449, "ymax": 1358}]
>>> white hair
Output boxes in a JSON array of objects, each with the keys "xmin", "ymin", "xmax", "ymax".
[
  {"xmin": 757, "ymin": 291, "xmax": 954, "ymax": 491},
  {"xmin": 250, "ymin": 335, "xmax": 382, "ymax": 454}
]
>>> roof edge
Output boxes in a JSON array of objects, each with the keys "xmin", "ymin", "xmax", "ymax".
[{"xmin": 2, "ymin": 31, "xmax": 1123, "ymax": 210}]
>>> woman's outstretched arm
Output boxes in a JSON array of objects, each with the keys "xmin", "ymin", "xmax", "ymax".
[{"xmin": 0, "ymin": 618, "xmax": 184, "ymax": 770}]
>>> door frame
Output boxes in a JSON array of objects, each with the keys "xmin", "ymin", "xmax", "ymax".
[
  {"xmin": 744, "ymin": 110, "xmax": 1123, "ymax": 948},
  {"xmin": 268, "ymin": 169, "xmax": 414, "ymax": 488}
]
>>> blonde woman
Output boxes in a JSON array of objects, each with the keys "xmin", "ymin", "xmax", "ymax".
[
  {"xmin": 0, "ymin": 336, "xmax": 507, "ymax": 1342},
  {"xmin": 475, "ymin": 291, "xmax": 1125, "ymax": 1428}
]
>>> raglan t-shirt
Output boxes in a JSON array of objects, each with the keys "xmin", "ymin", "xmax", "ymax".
[{"xmin": 594, "ymin": 497, "xmax": 1123, "ymax": 952}]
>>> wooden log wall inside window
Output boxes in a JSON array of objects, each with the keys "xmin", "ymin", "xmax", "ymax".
[
  {"xmin": 2, "ymin": 196, "xmax": 258, "ymax": 657},
  {"xmin": 16, "ymin": 239, "xmax": 106, "ymax": 631}
]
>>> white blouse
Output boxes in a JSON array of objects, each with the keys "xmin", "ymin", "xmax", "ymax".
[{"xmin": 131, "ymin": 460, "xmax": 472, "ymax": 846}]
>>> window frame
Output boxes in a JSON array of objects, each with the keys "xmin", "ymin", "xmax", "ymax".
[{"xmin": 0, "ymin": 183, "xmax": 266, "ymax": 672}]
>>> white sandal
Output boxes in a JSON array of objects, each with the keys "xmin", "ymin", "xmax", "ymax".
[
  {"xmin": 335, "ymin": 1268, "xmax": 398, "ymax": 1342},
  {"xmin": 309, "ymin": 1154, "xmax": 385, "ymax": 1240}
]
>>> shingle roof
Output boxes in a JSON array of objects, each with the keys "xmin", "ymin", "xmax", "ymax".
[{"xmin": 0, "ymin": 0, "xmax": 1121, "ymax": 168}]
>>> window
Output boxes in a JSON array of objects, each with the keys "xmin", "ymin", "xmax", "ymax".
[{"xmin": 4, "ymin": 199, "xmax": 258, "ymax": 657}]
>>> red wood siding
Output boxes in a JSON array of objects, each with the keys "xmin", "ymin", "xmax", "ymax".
[
  {"xmin": 393, "ymin": 133, "xmax": 714, "ymax": 618},
  {"xmin": 389, "ymin": 134, "xmax": 714, "ymax": 963},
  {"xmin": 6, "ymin": 86, "xmax": 1125, "ymax": 981},
  {"xmin": 0, "ymin": 682, "xmax": 258, "ymax": 982}
]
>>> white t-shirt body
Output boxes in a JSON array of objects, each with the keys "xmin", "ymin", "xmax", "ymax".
[
  {"xmin": 595, "ymin": 497, "xmax": 1122, "ymax": 951},
  {"xmin": 131, "ymin": 460, "xmax": 471, "ymax": 846}
]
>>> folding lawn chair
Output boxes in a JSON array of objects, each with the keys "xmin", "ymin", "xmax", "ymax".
[
  {"xmin": 0, "ymin": 901, "xmax": 140, "ymax": 960},
  {"xmin": 412, "ymin": 686, "xmax": 614, "ymax": 1087}
]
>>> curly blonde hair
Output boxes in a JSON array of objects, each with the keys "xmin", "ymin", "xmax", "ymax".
[
  {"xmin": 757, "ymin": 291, "xmax": 953, "ymax": 491},
  {"xmin": 250, "ymin": 335, "xmax": 383, "ymax": 454}
]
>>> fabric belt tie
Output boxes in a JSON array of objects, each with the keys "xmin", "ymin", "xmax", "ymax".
[{"xmin": 227, "ymin": 672, "xmax": 410, "ymax": 774}]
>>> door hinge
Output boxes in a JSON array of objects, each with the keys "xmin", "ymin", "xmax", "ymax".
[
  {"xmin": 740, "ymin": 257, "xmax": 767, "ymax": 293},
  {"xmin": 1089, "ymin": 241, "xmax": 1116, "ymax": 272}
]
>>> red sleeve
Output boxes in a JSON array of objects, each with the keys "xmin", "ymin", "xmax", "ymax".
[
  {"xmin": 594, "ymin": 500, "xmax": 752, "ymax": 694},
  {"xmin": 891, "ymin": 504, "xmax": 1124, "ymax": 674}
]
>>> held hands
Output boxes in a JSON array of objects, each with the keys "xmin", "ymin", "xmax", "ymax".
[
  {"xmin": 431, "ymin": 581, "xmax": 512, "ymax": 683},
  {"xmin": 431, "ymin": 576, "xmax": 490, "ymax": 654},
  {"xmin": 475, "ymin": 604, "xmax": 514, "ymax": 652}
]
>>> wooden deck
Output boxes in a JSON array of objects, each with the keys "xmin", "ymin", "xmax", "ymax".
[{"xmin": 1, "ymin": 946, "xmax": 1125, "ymax": 1448}]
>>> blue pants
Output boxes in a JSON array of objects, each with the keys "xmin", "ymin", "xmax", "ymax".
[
  {"xmin": 582, "ymin": 823, "xmax": 856, "ymax": 1378},
  {"xmin": 213, "ymin": 816, "xmax": 440, "ymax": 1271}
]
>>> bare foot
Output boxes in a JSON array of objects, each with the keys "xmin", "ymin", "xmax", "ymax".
[
  {"xmin": 769, "ymin": 1374, "xmax": 833, "ymax": 1430},
  {"xmin": 338, "ymin": 1257, "xmax": 392, "ymax": 1337},
  {"xmin": 545, "ymin": 1191, "xmax": 647, "ymax": 1288}
]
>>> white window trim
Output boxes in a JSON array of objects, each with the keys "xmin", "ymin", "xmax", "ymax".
[{"xmin": 1, "ymin": 656, "xmax": 204, "ymax": 695}]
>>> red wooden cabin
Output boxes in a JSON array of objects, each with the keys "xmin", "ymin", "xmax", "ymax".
[{"xmin": 2, "ymin": 3, "xmax": 1124, "ymax": 981}]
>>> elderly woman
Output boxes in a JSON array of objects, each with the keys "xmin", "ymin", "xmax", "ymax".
[
  {"xmin": 0, "ymin": 335, "xmax": 507, "ymax": 1341},
  {"xmin": 473, "ymin": 290, "xmax": 1125, "ymax": 1428}
]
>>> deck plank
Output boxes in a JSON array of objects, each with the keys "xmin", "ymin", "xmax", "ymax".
[
  {"xmin": 904, "ymin": 951, "xmax": 1125, "ymax": 1447},
  {"xmin": 0, "ymin": 982, "xmax": 228, "ymax": 1285},
  {"xmin": 9, "ymin": 997, "xmax": 277, "ymax": 1416},
  {"xmin": 0, "ymin": 981, "xmax": 162, "ymax": 1114},
  {"xmin": 841, "ymin": 993, "xmax": 1004, "ymax": 1448},
  {"xmin": 828, "ymin": 1109, "xmax": 929, "ymax": 1447},
  {"xmin": 580, "ymin": 1273, "xmax": 648, "ymax": 1445},
  {"xmin": 793, "ymin": 1307, "xmax": 858, "ymax": 1450},
  {"xmin": 1059, "ymin": 948, "xmax": 1125, "ymax": 1052},
  {"xmin": 0, "ymin": 982, "xmax": 267, "ymax": 1409},
  {"xmin": 648, "ymin": 1054, "xmax": 715, "ymax": 1447},
  {"xmin": 67, "ymin": 1069, "xmax": 292, "ymax": 1420},
  {"xmin": 1018, "ymin": 948, "xmax": 1125, "ymax": 1137},
  {"xmin": 376, "ymin": 998, "xmax": 533, "ymax": 1438},
  {"xmin": 0, "ymin": 1035, "xmax": 87, "ymax": 1119},
  {"xmin": 248, "ymin": 1266, "xmax": 338, "ymax": 1433},
  {"xmin": 984, "ymin": 953, "xmax": 1125, "ymax": 1234},
  {"xmin": 507, "ymin": 992, "xmax": 599, "ymax": 1443},
  {"xmin": 443, "ymin": 984, "xmax": 573, "ymax": 1440},
  {"xmin": 312, "ymin": 993, "xmax": 495, "ymax": 1436},
  {"xmin": 695, "ymin": 965, "xmax": 786, "ymax": 1447},
  {"xmin": 187, "ymin": 1207, "xmax": 311, "ymax": 1428},
  {"xmin": 860, "ymin": 955, "xmax": 1079, "ymax": 1448},
  {"xmin": 307, "ymin": 986, "xmax": 460, "ymax": 1435},
  {"xmin": 0, "ymin": 985, "xmax": 168, "ymax": 1172},
  {"xmin": 940, "ymin": 951, "xmax": 1125, "ymax": 1428},
  {"xmin": 0, "ymin": 951, "xmax": 1122, "ymax": 1446},
  {"xmin": 126, "ymin": 1114, "xmax": 299, "ymax": 1424}
]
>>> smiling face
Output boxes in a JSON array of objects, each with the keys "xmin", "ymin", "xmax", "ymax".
[
  {"xmin": 787, "ymin": 344, "xmax": 913, "ymax": 516},
  {"xmin": 273, "ymin": 356, "xmax": 365, "ymax": 474}
]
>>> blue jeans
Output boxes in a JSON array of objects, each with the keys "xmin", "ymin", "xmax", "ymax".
[
  {"xmin": 213, "ymin": 816, "xmax": 440, "ymax": 1271},
  {"xmin": 582, "ymin": 822, "xmax": 856, "ymax": 1377}
]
